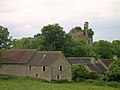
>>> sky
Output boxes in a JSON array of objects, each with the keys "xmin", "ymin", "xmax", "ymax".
[{"xmin": 0, "ymin": 0, "xmax": 120, "ymax": 41}]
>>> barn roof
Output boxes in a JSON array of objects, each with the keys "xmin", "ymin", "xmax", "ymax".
[
  {"xmin": 95, "ymin": 63, "xmax": 106, "ymax": 74},
  {"xmin": 100, "ymin": 59, "xmax": 114, "ymax": 68},
  {"xmin": 86, "ymin": 63, "xmax": 106, "ymax": 74},
  {"xmin": 27, "ymin": 51, "xmax": 61, "ymax": 66},
  {"xmin": 2, "ymin": 49, "xmax": 36, "ymax": 64},
  {"xmin": 2, "ymin": 49, "xmax": 62, "ymax": 66},
  {"xmin": 67, "ymin": 57, "xmax": 94, "ymax": 64}
]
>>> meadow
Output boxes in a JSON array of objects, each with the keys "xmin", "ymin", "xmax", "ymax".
[{"xmin": 0, "ymin": 75, "xmax": 119, "ymax": 90}]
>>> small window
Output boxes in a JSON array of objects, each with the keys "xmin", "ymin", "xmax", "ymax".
[
  {"xmin": 28, "ymin": 66, "xmax": 32, "ymax": 71},
  {"xmin": 57, "ymin": 75, "xmax": 59, "ymax": 80},
  {"xmin": 60, "ymin": 66, "xmax": 62, "ymax": 71},
  {"xmin": 35, "ymin": 74, "xmax": 39, "ymax": 78},
  {"xmin": 43, "ymin": 66, "xmax": 45, "ymax": 71}
]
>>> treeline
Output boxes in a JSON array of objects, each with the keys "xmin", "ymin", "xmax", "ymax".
[{"xmin": 0, "ymin": 24, "xmax": 120, "ymax": 59}]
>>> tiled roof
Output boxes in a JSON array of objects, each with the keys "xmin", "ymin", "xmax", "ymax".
[
  {"xmin": 86, "ymin": 63, "xmax": 106, "ymax": 74},
  {"xmin": 67, "ymin": 57, "xmax": 93, "ymax": 64},
  {"xmin": 100, "ymin": 59, "xmax": 114, "ymax": 68},
  {"xmin": 86, "ymin": 63, "xmax": 98, "ymax": 72},
  {"xmin": 95, "ymin": 63, "xmax": 106, "ymax": 74},
  {"xmin": 2, "ymin": 49, "xmax": 36, "ymax": 64},
  {"xmin": 27, "ymin": 51, "xmax": 61, "ymax": 66},
  {"xmin": 2, "ymin": 50, "xmax": 62, "ymax": 66}
]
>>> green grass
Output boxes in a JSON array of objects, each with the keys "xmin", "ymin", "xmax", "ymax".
[{"xmin": 0, "ymin": 75, "xmax": 119, "ymax": 90}]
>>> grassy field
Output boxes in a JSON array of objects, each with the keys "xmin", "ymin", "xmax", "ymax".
[{"xmin": 0, "ymin": 75, "xmax": 119, "ymax": 90}]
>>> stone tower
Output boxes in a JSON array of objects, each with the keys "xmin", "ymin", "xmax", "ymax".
[{"xmin": 69, "ymin": 22, "xmax": 94, "ymax": 46}]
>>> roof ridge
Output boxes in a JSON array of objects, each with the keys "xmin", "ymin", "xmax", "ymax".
[{"xmin": 4, "ymin": 49, "xmax": 37, "ymax": 51}]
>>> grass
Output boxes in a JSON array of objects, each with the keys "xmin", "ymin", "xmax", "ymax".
[{"xmin": 0, "ymin": 75, "xmax": 119, "ymax": 90}]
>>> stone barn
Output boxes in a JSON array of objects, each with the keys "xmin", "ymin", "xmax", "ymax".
[{"xmin": 0, "ymin": 49, "xmax": 72, "ymax": 81}]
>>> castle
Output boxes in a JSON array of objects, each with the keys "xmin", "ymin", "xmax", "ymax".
[{"xmin": 69, "ymin": 22, "xmax": 94, "ymax": 46}]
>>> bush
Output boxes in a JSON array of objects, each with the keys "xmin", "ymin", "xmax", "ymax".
[
  {"xmin": 51, "ymin": 80, "xmax": 70, "ymax": 83},
  {"xmin": 105, "ymin": 59, "xmax": 120, "ymax": 81},
  {"xmin": 86, "ymin": 72, "xmax": 99, "ymax": 80},
  {"xmin": 0, "ymin": 74, "xmax": 17, "ymax": 80},
  {"xmin": 72, "ymin": 64, "xmax": 88, "ymax": 81},
  {"xmin": 107, "ymin": 81, "xmax": 120, "ymax": 88}
]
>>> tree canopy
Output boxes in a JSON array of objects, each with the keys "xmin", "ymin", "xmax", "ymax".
[
  {"xmin": 11, "ymin": 23, "xmax": 120, "ymax": 59},
  {"xmin": 105, "ymin": 59, "xmax": 120, "ymax": 81},
  {"xmin": 0, "ymin": 26, "xmax": 12, "ymax": 50},
  {"xmin": 40, "ymin": 23, "xmax": 69, "ymax": 51}
]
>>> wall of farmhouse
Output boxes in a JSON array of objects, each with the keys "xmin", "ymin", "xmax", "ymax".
[
  {"xmin": 26, "ymin": 66, "xmax": 52, "ymax": 81},
  {"xmin": 0, "ymin": 64, "xmax": 27, "ymax": 76},
  {"xmin": 51, "ymin": 53, "xmax": 72, "ymax": 81}
]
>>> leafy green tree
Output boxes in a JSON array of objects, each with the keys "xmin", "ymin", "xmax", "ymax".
[
  {"xmin": 88, "ymin": 28, "xmax": 94, "ymax": 38},
  {"xmin": 0, "ymin": 26, "xmax": 12, "ymax": 49},
  {"xmin": 112, "ymin": 40, "xmax": 120, "ymax": 58},
  {"xmin": 88, "ymin": 47, "xmax": 100, "ymax": 60},
  {"xmin": 62, "ymin": 40, "xmax": 88, "ymax": 57},
  {"xmin": 105, "ymin": 59, "xmax": 120, "ymax": 81},
  {"xmin": 34, "ymin": 33, "xmax": 42, "ymax": 38},
  {"xmin": 92, "ymin": 40, "xmax": 113, "ymax": 59},
  {"xmin": 72, "ymin": 64, "xmax": 88, "ymax": 81},
  {"xmin": 13, "ymin": 37, "xmax": 42, "ymax": 49},
  {"xmin": 40, "ymin": 23, "xmax": 68, "ymax": 51}
]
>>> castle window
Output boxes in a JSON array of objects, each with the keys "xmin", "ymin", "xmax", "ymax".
[
  {"xmin": 60, "ymin": 66, "xmax": 62, "ymax": 71},
  {"xmin": 43, "ymin": 66, "xmax": 45, "ymax": 71}
]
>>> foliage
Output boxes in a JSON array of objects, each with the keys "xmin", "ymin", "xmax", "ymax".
[
  {"xmin": 0, "ymin": 75, "xmax": 119, "ymax": 90},
  {"xmin": 105, "ymin": 59, "xmax": 120, "ymax": 81},
  {"xmin": 0, "ymin": 50, "xmax": 3, "ymax": 66},
  {"xmin": 40, "ymin": 23, "xmax": 68, "ymax": 51},
  {"xmin": 72, "ymin": 64, "xmax": 88, "ymax": 81},
  {"xmin": 86, "ymin": 72, "xmax": 99, "ymax": 80},
  {"xmin": 13, "ymin": 37, "xmax": 42, "ymax": 49},
  {"xmin": 88, "ymin": 28, "xmax": 94, "ymax": 38},
  {"xmin": 92, "ymin": 40, "xmax": 113, "ymax": 59},
  {"xmin": 0, "ymin": 26, "xmax": 12, "ymax": 49},
  {"xmin": 63, "ymin": 40, "xmax": 88, "ymax": 57},
  {"xmin": 112, "ymin": 40, "xmax": 120, "ymax": 58},
  {"xmin": 69, "ymin": 26, "xmax": 82, "ymax": 33}
]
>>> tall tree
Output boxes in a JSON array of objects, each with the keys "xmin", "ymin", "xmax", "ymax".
[
  {"xmin": 13, "ymin": 37, "xmax": 42, "ymax": 49},
  {"xmin": 112, "ymin": 40, "xmax": 120, "ymax": 58},
  {"xmin": 92, "ymin": 40, "xmax": 113, "ymax": 59},
  {"xmin": 40, "ymin": 23, "xmax": 68, "ymax": 51},
  {"xmin": 0, "ymin": 26, "xmax": 12, "ymax": 49}
]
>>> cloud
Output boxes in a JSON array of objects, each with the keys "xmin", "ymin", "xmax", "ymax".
[{"xmin": 0, "ymin": 0, "xmax": 120, "ymax": 41}]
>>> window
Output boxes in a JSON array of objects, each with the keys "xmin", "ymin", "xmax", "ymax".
[
  {"xmin": 35, "ymin": 74, "xmax": 39, "ymax": 78},
  {"xmin": 57, "ymin": 75, "xmax": 59, "ymax": 80},
  {"xmin": 60, "ymin": 66, "xmax": 62, "ymax": 71},
  {"xmin": 43, "ymin": 66, "xmax": 45, "ymax": 71},
  {"xmin": 28, "ymin": 66, "xmax": 32, "ymax": 71}
]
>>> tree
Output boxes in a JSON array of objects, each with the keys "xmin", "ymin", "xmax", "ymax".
[
  {"xmin": 13, "ymin": 37, "xmax": 42, "ymax": 49},
  {"xmin": 72, "ymin": 64, "xmax": 88, "ymax": 81},
  {"xmin": 88, "ymin": 28, "xmax": 94, "ymax": 38},
  {"xmin": 40, "ymin": 23, "xmax": 68, "ymax": 51},
  {"xmin": 92, "ymin": 40, "xmax": 113, "ymax": 59},
  {"xmin": 0, "ymin": 26, "xmax": 12, "ymax": 49},
  {"xmin": 112, "ymin": 40, "xmax": 120, "ymax": 58},
  {"xmin": 105, "ymin": 59, "xmax": 120, "ymax": 81}
]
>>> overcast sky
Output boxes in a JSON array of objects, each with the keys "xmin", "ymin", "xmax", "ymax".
[{"xmin": 0, "ymin": 0, "xmax": 120, "ymax": 41}]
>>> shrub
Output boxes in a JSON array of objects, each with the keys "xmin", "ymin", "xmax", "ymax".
[
  {"xmin": 72, "ymin": 64, "xmax": 88, "ymax": 81},
  {"xmin": 86, "ymin": 72, "xmax": 99, "ymax": 79},
  {"xmin": 105, "ymin": 59, "xmax": 120, "ymax": 81},
  {"xmin": 0, "ymin": 74, "xmax": 17, "ymax": 80}
]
